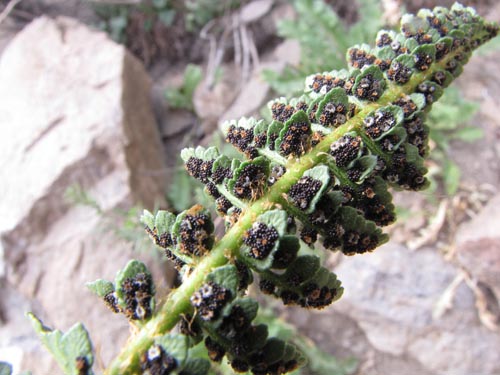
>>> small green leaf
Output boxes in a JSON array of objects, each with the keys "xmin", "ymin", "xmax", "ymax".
[
  {"xmin": 115, "ymin": 260, "xmax": 150, "ymax": 286},
  {"xmin": 382, "ymin": 126, "xmax": 407, "ymax": 151},
  {"xmin": 392, "ymin": 53, "xmax": 415, "ymax": 71},
  {"xmin": 254, "ymin": 118, "xmax": 271, "ymax": 137},
  {"xmin": 164, "ymin": 88, "xmax": 189, "ymax": 109},
  {"xmin": 242, "ymin": 210, "xmax": 290, "ymax": 270},
  {"xmin": 282, "ymin": 255, "xmax": 321, "ymax": 286},
  {"xmin": 180, "ymin": 358, "xmax": 211, "ymax": 375},
  {"xmin": 305, "ymin": 70, "xmax": 351, "ymax": 98},
  {"xmin": 267, "ymin": 120, "xmax": 285, "ymax": 149},
  {"xmin": 233, "ymin": 298, "xmax": 259, "ymax": 323},
  {"xmin": 260, "ymin": 338, "xmax": 286, "ymax": 364},
  {"xmin": 318, "ymin": 88, "xmax": 349, "ymax": 112},
  {"xmin": 214, "ymin": 297, "xmax": 259, "ymax": 334},
  {"xmin": 115, "ymin": 260, "xmax": 155, "ymax": 316},
  {"xmin": 376, "ymin": 45, "xmax": 396, "ymax": 61},
  {"xmin": 28, "ymin": 313, "xmax": 94, "ymax": 375},
  {"xmin": 272, "ymin": 235, "xmax": 300, "ymax": 269},
  {"xmin": 337, "ymin": 206, "xmax": 388, "ymax": 247},
  {"xmin": 140, "ymin": 210, "xmax": 155, "ymax": 230},
  {"xmin": 409, "ymin": 94, "xmax": 426, "ymax": 114},
  {"xmin": 207, "ymin": 265, "xmax": 240, "ymax": 296},
  {"xmin": 257, "ymin": 209, "xmax": 288, "ymax": 236},
  {"xmin": 401, "ymin": 13, "xmax": 429, "ymax": 35},
  {"xmin": 300, "ymin": 164, "xmax": 331, "ymax": 213},
  {"xmin": 315, "ymin": 88, "xmax": 349, "ymax": 126},
  {"xmin": 306, "ymin": 96, "xmax": 323, "ymax": 124},
  {"xmin": 309, "ymin": 267, "xmax": 330, "ymax": 286},
  {"xmin": 109, "ymin": 16, "xmax": 127, "ymax": 32},
  {"xmin": 158, "ymin": 10, "xmax": 176, "ymax": 26},
  {"xmin": 171, "ymin": 205, "xmax": 214, "ymax": 257},
  {"xmin": 155, "ymin": 333, "xmax": 189, "ymax": 368},
  {"xmin": 434, "ymin": 69, "xmax": 454, "ymax": 88},
  {"xmin": 282, "ymin": 342, "xmax": 307, "ymax": 367},
  {"xmin": 181, "ymin": 146, "xmax": 219, "ymax": 163},
  {"xmin": 164, "ymin": 64, "xmax": 202, "ymax": 110},
  {"xmin": 277, "ymin": 111, "xmax": 311, "ymax": 147},
  {"xmin": 354, "ymin": 155, "xmax": 378, "ymax": 182},
  {"xmin": 222, "ymin": 117, "xmax": 262, "ymax": 134},
  {"xmin": 154, "ymin": 210, "xmax": 176, "ymax": 235},
  {"xmin": 86, "ymin": 279, "xmax": 114, "ymax": 298},
  {"xmin": 404, "ymin": 37, "xmax": 419, "ymax": 53},
  {"xmin": 364, "ymin": 105, "xmax": 404, "ymax": 141},
  {"xmin": 183, "ymin": 64, "xmax": 203, "ymax": 95},
  {"xmin": 0, "ymin": 362, "xmax": 12, "ymax": 375},
  {"xmin": 403, "ymin": 143, "xmax": 426, "ymax": 172},
  {"xmin": 242, "ymin": 324, "xmax": 269, "ymax": 352},
  {"xmin": 227, "ymin": 157, "xmax": 270, "ymax": 200}
]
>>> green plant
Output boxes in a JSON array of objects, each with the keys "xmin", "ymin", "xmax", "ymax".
[
  {"xmin": 18, "ymin": 4, "xmax": 497, "ymax": 375},
  {"xmin": 265, "ymin": 0, "xmax": 487, "ymax": 199},
  {"xmin": 263, "ymin": 0, "xmax": 384, "ymax": 96},
  {"xmin": 92, "ymin": 2, "xmax": 131, "ymax": 44},
  {"xmin": 184, "ymin": 0, "xmax": 241, "ymax": 31},
  {"xmin": 92, "ymin": 0, "xmax": 241, "ymax": 45},
  {"xmin": 0, "ymin": 363, "xmax": 12, "ymax": 375},
  {"xmin": 426, "ymin": 86, "xmax": 481, "ymax": 196},
  {"xmin": 92, "ymin": 0, "xmax": 177, "ymax": 44},
  {"xmin": 165, "ymin": 64, "xmax": 203, "ymax": 111},
  {"xmin": 168, "ymin": 133, "xmax": 243, "ymax": 212}
]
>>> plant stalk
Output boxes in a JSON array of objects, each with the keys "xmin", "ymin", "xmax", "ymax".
[{"xmin": 105, "ymin": 36, "xmax": 485, "ymax": 374}]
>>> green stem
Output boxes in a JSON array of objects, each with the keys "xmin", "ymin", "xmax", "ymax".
[{"xmin": 104, "ymin": 41, "xmax": 479, "ymax": 375}]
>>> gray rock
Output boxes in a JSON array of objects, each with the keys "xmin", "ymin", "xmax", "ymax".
[
  {"xmin": 219, "ymin": 61, "xmax": 283, "ymax": 123},
  {"xmin": 315, "ymin": 243, "xmax": 500, "ymax": 375},
  {"xmin": 194, "ymin": 77, "xmax": 238, "ymax": 131},
  {"xmin": 456, "ymin": 193, "xmax": 500, "ymax": 298},
  {"xmin": 456, "ymin": 193, "xmax": 500, "ymax": 245},
  {"xmin": 0, "ymin": 16, "xmax": 167, "ymax": 374},
  {"xmin": 219, "ymin": 39, "xmax": 300, "ymax": 124}
]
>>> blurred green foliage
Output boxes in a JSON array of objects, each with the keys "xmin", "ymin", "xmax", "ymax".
[
  {"xmin": 178, "ymin": 308, "xmax": 357, "ymax": 375},
  {"xmin": 426, "ymin": 87, "xmax": 481, "ymax": 196},
  {"xmin": 264, "ymin": 0, "xmax": 487, "ymax": 197},
  {"xmin": 167, "ymin": 133, "xmax": 242, "ymax": 212},
  {"xmin": 92, "ymin": 0, "xmax": 176, "ymax": 44},
  {"xmin": 164, "ymin": 64, "xmax": 203, "ymax": 111},
  {"xmin": 91, "ymin": 0, "xmax": 241, "ymax": 44},
  {"xmin": 184, "ymin": 0, "xmax": 241, "ymax": 31},
  {"xmin": 263, "ymin": 0, "xmax": 383, "ymax": 96}
]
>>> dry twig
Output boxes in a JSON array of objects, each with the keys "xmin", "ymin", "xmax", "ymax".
[{"xmin": 0, "ymin": 0, "xmax": 23, "ymax": 25}]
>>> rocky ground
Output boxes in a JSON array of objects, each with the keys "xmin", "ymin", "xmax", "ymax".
[{"xmin": 0, "ymin": 1, "xmax": 499, "ymax": 374}]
